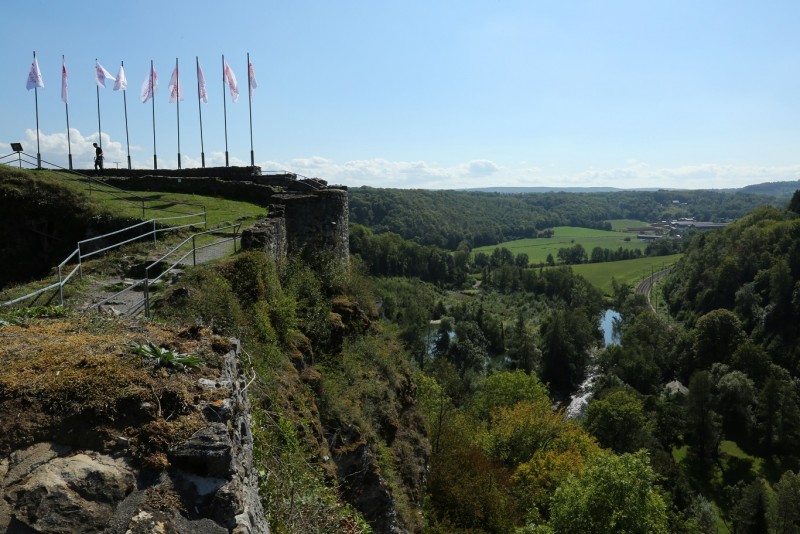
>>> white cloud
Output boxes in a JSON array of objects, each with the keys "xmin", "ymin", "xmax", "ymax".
[
  {"xmin": 1, "ymin": 129, "xmax": 140, "ymax": 170},
  {"xmin": 4, "ymin": 128, "xmax": 799, "ymax": 190}
]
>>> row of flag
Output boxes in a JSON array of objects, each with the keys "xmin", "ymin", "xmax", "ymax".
[{"xmin": 26, "ymin": 56, "xmax": 258, "ymax": 105}]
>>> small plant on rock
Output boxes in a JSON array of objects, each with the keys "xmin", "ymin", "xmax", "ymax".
[{"xmin": 126, "ymin": 341, "xmax": 201, "ymax": 371}]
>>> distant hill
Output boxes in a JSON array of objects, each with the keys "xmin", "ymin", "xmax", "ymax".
[
  {"xmin": 737, "ymin": 180, "xmax": 800, "ymax": 199},
  {"xmin": 349, "ymin": 187, "xmax": 780, "ymax": 249},
  {"xmin": 465, "ymin": 181, "xmax": 800, "ymax": 197},
  {"xmin": 462, "ymin": 186, "xmax": 631, "ymax": 193}
]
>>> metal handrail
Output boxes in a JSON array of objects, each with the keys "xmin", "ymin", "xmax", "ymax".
[
  {"xmin": 143, "ymin": 224, "xmax": 241, "ymax": 317},
  {"xmin": 87, "ymin": 223, "xmax": 241, "ymax": 317},
  {"xmin": 1, "ymin": 212, "xmax": 207, "ymax": 309}
]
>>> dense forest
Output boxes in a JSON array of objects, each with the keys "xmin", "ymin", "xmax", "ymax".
[
  {"xmin": 342, "ymin": 188, "xmax": 800, "ymax": 532},
  {"xmin": 349, "ymin": 187, "xmax": 781, "ymax": 249}
]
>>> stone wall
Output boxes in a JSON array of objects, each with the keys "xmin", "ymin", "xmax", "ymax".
[
  {"xmin": 276, "ymin": 189, "xmax": 349, "ymax": 266},
  {"xmin": 0, "ymin": 342, "xmax": 268, "ymax": 534},
  {"xmin": 103, "ymin": 175, "xmax": 281, "ymax": 207},
  {"xmin": 102, "ymin": 172, "xmax": 350, "ymax": 268},
  {"xmin": 240, "ymin": 206, "xmax": 288, "ymax": 266}
]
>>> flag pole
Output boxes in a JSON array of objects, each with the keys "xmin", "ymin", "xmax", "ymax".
[
  {"xmin": 247, "ymin": 52, "xmax": 254, "ymax": 167},
  {"xmin": 222, "ymin": 54, "xmax": 229, "ymax": 167},
  {"xmin": 151, "ymin": 60, "xmax": 157, "ymax": 170},
  {"xmin": 196, "ymin": 56, "xmax": 206, "ymax": 168},
  {"xmin": 63, "ymin": 55, "xmax": 73, "ymax": 170},
  {"xmin": 33, "ymin": 51, "xmax": 42, "ymax": 169},
  {"xmin": 175, "ymin": 58, "xmax": 182, "ymax": 169},
  {"xmin": 95, "ymin": 58, "xmax": 103, "ymax": 150},
  {"xmin": 121, "ymin": 61, "xmax": 131, "ymax": 169}
]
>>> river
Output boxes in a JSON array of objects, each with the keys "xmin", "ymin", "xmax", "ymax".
[{"xmin": 565, "ymin": 309, "xmax": 620, "ymax": 419}]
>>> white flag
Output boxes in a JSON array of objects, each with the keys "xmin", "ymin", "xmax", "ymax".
[
  {"xmin": 197, "ymin": 60, "xmax": 208, "ymax": 103},
  {"xmin": 224, "ymin": 59, "xmax": 239, "ymax": 103},
  {"xmin": 26, "ymin": 56, "xmax": 44, "ymax": 90},
  {"xmin": 61, "ymin": 61, "xmax": 68, "ymax": 104},
  {"xmin": 114, "ymin": 65, "xmax": 127, "ymax": 91},
  {"xmin": 140, "ymin": 64, "xmax": 158, "ymax": 103},
  {"xmin": 95, "ymin": 61, "xmax": 115, "ymax": 88},
  {"xmin": 168, "ymin": 64, "xmax": 183, "ymax": 103},
  {"xmin": 248, "ymin": 61, "xmax": 258, "ymax": 102}
]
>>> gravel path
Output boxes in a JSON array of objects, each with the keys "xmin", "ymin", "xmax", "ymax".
[{"xmin": 81, "ymin": 237, "xmax": 238, "ymax": 317}]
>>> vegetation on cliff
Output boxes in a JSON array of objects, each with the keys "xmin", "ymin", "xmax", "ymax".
[{"xmin": 152, "ymin": 251, "xmax": 429, "ymax": 533}]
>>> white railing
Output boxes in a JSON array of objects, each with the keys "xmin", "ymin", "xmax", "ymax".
[
  {"xmin": 89, "ymin": 223, "xmax": 241, "ymax": 318},
  {"xmin": 1, "ymin": 213, "xmax": 207, "ymax": 308}
]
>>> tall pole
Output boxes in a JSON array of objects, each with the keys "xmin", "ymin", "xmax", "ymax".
[
  {"xmin": 63, "ymin": 55, "xmax": 73, "ymax": 170},
  {"xmin": 247, "ymin": 52, "xmax": 254, "ymax": 167},
  {"xmin": 196, "ymin": 56, "xmax": 206, "ymax": 168},
  {"xmin": 33, "ymin": 51, "xmax": 41, "ymax": 169},
  {"xmin": 121, "ymin": 61, "xmax": 131, "ymax": 169},
  {"xmin": 175, "ymin": 58, "xmax": 182, "ymax": 169},
  {"xmin": 95, "ymin": 58, "xmax": 102, "ymax": 150},
  {"xmin": 151, "ymin": 60, "xmax": 157, "ymax": 170},
  {"xmin": 222, "ymin": 54, "xmax": 229, "ymax": 167}
]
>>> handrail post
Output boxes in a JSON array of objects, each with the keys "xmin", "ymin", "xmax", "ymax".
[
  {"xmin": 234, "ymin": 224, "xmax": 240, "ymax": 253},
  {"xmin": 144, "ymin": 271, "xmax": 150, "ymax": 318},
  {"xmin": 142, "ymin": 200, "xmax": 146, "ymax": 219},
  {"xmin": 203, "ymin": 207, "xmax": 207, "ymax": 229},
  {"xmin": 77, "ymin": 245, "xmax": 83, "ymax": 280},
  {"xmin": 192, "ymin": 235, "xmax": 197, "ymax": 266},
  {"xmin": 153, "ymin": 220, "xmax": 157, "ymax": 246},
  {"xmin": 58, "ymin": 265, "xmax": 64, "ymax": 306}
]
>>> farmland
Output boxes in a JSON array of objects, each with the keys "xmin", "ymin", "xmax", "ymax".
[
  {"xmin": 473, "ymin": 225, "xmax": 650, "ymax": 265},
  {"xmin": 565, "ymin": 253, "xmax": 683, "ymax": 294}
]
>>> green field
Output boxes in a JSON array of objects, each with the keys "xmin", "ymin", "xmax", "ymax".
[
  {"xmin": 606, "ymin": 219, "xmax": 652, "ymax": 231},
  {"xmin": 474, "ymin": 226, "xmax": 648, "ymax": 264},
  {"xmin": 566, "ymin": 254, "xmax": 683, "ymax": 294}
]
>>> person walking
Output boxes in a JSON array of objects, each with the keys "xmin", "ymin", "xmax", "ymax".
[{"xmin": 93, "ymin": 142, "xmax": 104, "ymax": 173}]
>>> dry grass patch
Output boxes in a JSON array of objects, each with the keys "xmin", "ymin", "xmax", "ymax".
[{"xmin": 0, "ymin": 316, "xmax": 229, "ymax": 468}]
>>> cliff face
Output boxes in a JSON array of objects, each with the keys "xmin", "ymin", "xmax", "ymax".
[{"xmin": 0, "ymin": 318, "xmax": 266, "ymax": 533}]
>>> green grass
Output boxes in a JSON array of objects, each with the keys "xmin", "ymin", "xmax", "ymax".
[
  {"xmin": 672, "ymin": 444, "xmax": 688, "ymax": 464},
  {"xmin": 42, "ymin": 170, "xmax": 266, "ymax": 229},
  {"xmin": 474, "ymin": 226, "xmax": 648, "ymax": 264},
  {"xmin": 605, "ymin": 219, "xmax": 652, "ymax": 231},
  {"xmin": 564, "ymin": 254, "xmax": 683, "ymax": 295}
]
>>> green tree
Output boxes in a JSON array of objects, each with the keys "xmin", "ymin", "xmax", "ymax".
[
  {"xmin": 540, "ymin": 308, "xmax": 596, "ymax": 394},
  {"xmin": 692, "ymin": 309, "xmax": 746, "ymax": 369},
  {"xmin": 471, "ymin": 370, "xmax": 549, "ymax": 422},
  {"xmin": 789, "ymin": 189, "xmax": 800, "ymax": 214},
  {"xmin": 686, "ymin": 370, "xmax": 722, "ymax": 463},
  {"xmin": 714, "ymin": 368, "xmax": 756, "ymax": 443},
  {"xmin": 584, "ymin": 389, "xmax": 652, "ymax": 453},
  {"xmin": 546, "ymin": 450, "xmax": 669, "ymax": 534},
  {"xmin": 774, "ymin": 470, "xmax": 800, "ymax": 534},
  {"xmin": 730, "ymin": 479, "xmax": 771, "ymax": 534}
]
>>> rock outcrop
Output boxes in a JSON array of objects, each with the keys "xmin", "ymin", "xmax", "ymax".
[{"xmin": 0, "ymin": 335, "xmax": 267, "ymax": 534}]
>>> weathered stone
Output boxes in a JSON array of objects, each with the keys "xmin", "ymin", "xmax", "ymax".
[
  {"xmin": 6, "ymin": 452, "xmax": 135, "ymax": 533},
  {"xmin": 168, "ymin": 423, "xmax": 234, "ymax": 478},
  {"xmin": 0, "ymin": 342, "xmax": 268, "ymax": 534}
]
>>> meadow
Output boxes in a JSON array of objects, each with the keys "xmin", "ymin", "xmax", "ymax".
[
  {"xmin": 565, "ymin": 253, "xmax": 683, "ymax": 295},
  {"xmin": 473, "ymin": 225, "xmax": 650, "ymax": 264}
]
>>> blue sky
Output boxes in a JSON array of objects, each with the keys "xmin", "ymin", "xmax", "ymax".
[{"xmin": 2, "ymin": 0, "xmax": 799, "ymax": 189}]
